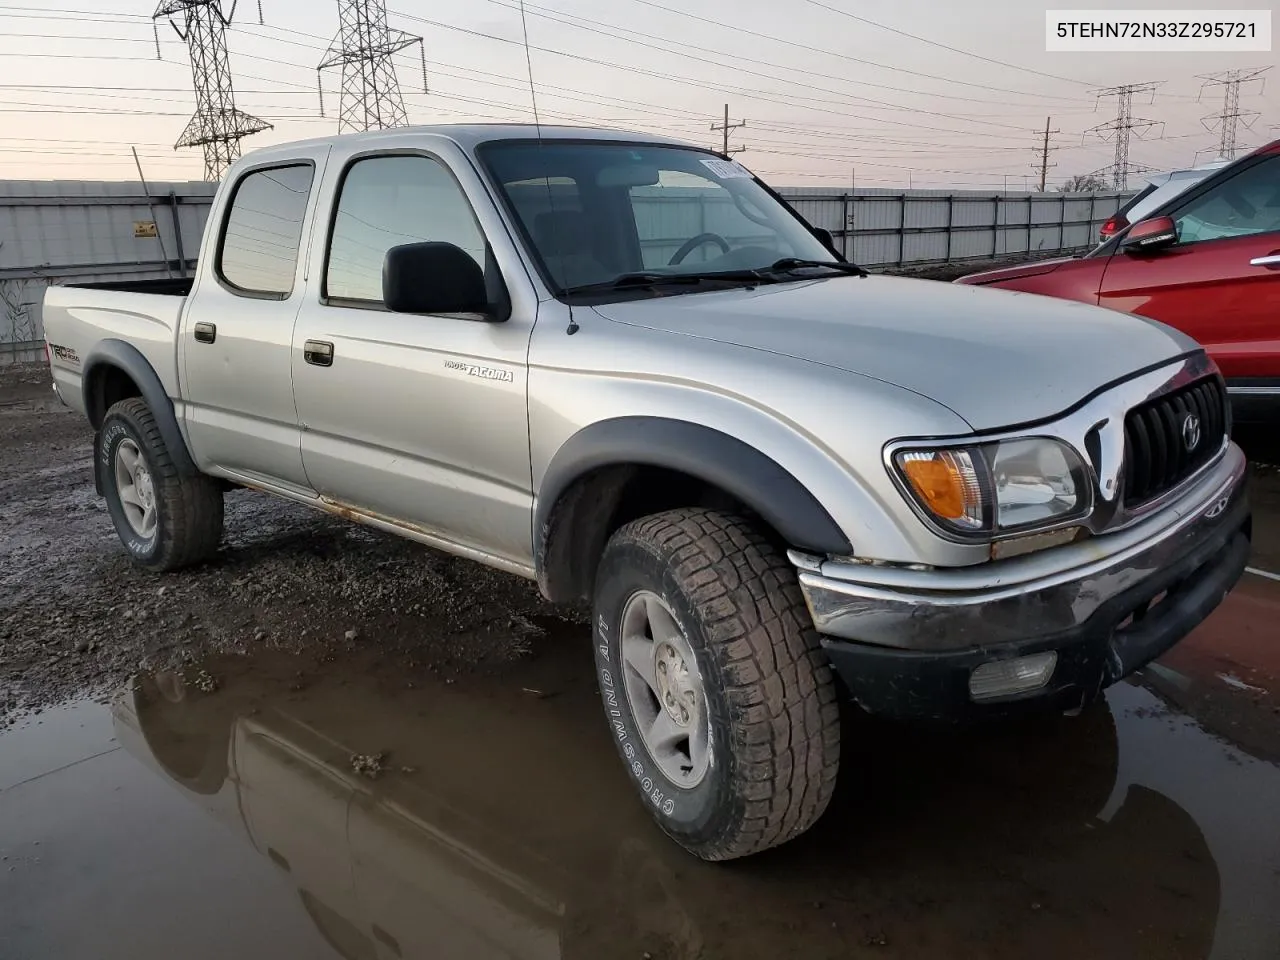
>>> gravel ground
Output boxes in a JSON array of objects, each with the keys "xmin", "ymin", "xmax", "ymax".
[{"xmin": 0, "ymin": 362, "xmax": 584, "ymax": 728}]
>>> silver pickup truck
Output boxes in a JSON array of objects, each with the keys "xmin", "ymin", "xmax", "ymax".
[{"xmin": 43, "ymin": 125, "xmax": 1251, "ymax": 861}]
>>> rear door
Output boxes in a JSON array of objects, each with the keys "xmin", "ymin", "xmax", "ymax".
[
  {"xmin": 180, "ymin": 149, "xmax": 328, "ymax": 492},
  {"xmin": 1097, "ymin": 151, "xmax": 1280, "ymax": 393}
]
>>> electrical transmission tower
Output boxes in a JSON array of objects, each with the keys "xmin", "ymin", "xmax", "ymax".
[
  {"xmin": 318, "ymin": 0, "xmax": 426, "ymax": 134},
  {"xmin": 1198, "ymin": 67, "xmax": 1271, "ymax": 160},
  {"xmin": 711, "ymin": 104, "xmax": 746, "ymax": 156},
  {"xmin": 153, "ymin": 1, "xmax": 271, "ymax": 182},
  {"xmin": 1085, "ymin": 83, "xmax": 1164, "ymax": 190}
]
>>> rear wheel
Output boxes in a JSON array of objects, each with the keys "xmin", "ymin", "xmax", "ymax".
[
  {"xmin": 592, "ymin": 508, "xmax": 841, "ymax": 860},
  {"xmin": 99, "ymin": 397, "xmax": 224, "ymax": 572}
]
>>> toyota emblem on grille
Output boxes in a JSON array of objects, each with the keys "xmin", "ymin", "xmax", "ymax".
[{"xmin": 1182, "ymin": 413, "xmax": 1202, "ymax": 452}]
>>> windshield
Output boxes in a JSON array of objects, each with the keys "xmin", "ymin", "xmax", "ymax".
[{"xmin": 476, "ymin": 140, "xmax": 837, "ymax": 295}]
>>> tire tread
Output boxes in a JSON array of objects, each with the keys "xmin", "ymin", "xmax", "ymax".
[
  {"xmin": 611, "ymin": 508, "xmax": 841, "ymax": 860},
  {"xmin": 105, "ymin": 397, "xmax": 223, "ymax": 572}
]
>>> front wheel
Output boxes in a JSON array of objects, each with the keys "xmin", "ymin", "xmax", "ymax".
[{"xmin": 592, "ymin": 508, "xmax": 841, "ymax": 860}]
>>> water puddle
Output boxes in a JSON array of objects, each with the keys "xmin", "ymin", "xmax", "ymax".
[{"xmin": 3, "ymin": 642, "xmax": 1278, "ymax": 959}]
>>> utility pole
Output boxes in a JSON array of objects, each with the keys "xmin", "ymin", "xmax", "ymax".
[
  {"xmin": 1198, "ymin": 67, "xmax": 1270, "ymax": 160},
  {"xmin": 711, "ymin": 104, "xmax": 746, "ymax": 156},
  {"xmin": 318, "ymin": 0, "xmax": 427, "ymax": 133},
  {"xmin": 1085, "ymin": 83, "xmax": 1164, "ymax": 190},
  {"xmin": 1035, "ymin": 116, "xmax": 1060, "ymax": 192},
  {"xmin": 153, "ymin": 0, "xmax": 271, "ymax": 182}
]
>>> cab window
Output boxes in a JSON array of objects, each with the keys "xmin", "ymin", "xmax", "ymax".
[
  {"xmin": 218, "ymin": 164, "xmax": 315, "ymax": 298},
  {"xmin": 325, "ymin": 154, "xmax": 488, "ymax": 305}
]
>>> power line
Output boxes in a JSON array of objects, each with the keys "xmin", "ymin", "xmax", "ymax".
[
  {"xmin": 1085, "ymin": 83, "xmax": 1164, "ymax": 190},
  {"xmin": 388, "ymin": 7, "xmax": 1037, "ymax": 139},
  {"xmin": 318, "ymin": 0, "xmax": 426, "ymax": 132},
  {"xmin": 798, "ymin": 0, "xmax": 1094, "ymax": 87},
  {"xmin": 467, "ymin": 0, "xmax": 1042, "ymax": 131},
  {"xmin": 153, "ymin": 0, "xmax": 272, "ymax": 181},
  {"xmin": 0, "ymin": 8, "xmax": 1226, "ymax": 184},
  {"xmin": 1198, "ymin": 67, "xmax": 1271, "ymax": 161},
  {"xmin": 230, "ymin": 11, "xmax": 1052, "ymax": 138},
  {"xmin": 0, "ymin": 8, "xmax": 1094, "ymax": 149},
  {"xmin": 612, "ymin": 0, "xmax": 1093, "ymax": 103}
]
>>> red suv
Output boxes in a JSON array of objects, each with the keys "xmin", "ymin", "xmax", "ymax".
[{"xmin": 957, "ymin": 140, "xmax": 1280, "ymax": 424}]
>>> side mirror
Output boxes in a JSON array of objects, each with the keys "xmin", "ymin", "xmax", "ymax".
[
  {"xmin": 383, "ymin": 242, "xmax": 491, "ymax": 316},
  {"xmin": 1120, "ymin": 216, "xmax": 1179, "ymax": 253}
]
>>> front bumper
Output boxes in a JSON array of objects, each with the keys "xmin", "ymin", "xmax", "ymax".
[{"xmin": 796, "ymin": 444, "xmax": 1251, "ymax": 721}]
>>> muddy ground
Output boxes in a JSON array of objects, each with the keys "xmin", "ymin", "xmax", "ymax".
[{"xmin": 0, "ymin": 362, "xmax": 586, "ymax": 728}]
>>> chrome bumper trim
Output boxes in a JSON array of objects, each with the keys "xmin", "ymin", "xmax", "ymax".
[{"xmin": 795, "ymin": 442, "xmax": 1249, "ymax": 652}]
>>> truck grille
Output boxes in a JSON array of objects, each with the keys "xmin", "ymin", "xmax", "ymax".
[{"xmin": 1122, "ymin": 377, "xmax": 1227, "ymax": 507}]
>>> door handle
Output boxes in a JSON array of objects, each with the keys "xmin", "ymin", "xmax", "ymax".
[
  {"xmin": 304, "ymin": 340, "xmax": 334, "ymax": 367},
  {"xmin": 193, "ymin": 322, "xmax": 216, "ymax": 344},
  {"xmin": 1250, "ymin": 254, "xmax": 1280, "ymax": 268}
]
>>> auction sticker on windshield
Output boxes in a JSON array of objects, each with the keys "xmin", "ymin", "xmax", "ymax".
[{"xmin": 700, "ymin": 158, "xmax": 753, "ymax": 179}]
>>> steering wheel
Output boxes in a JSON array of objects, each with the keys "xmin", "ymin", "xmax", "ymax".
[{"xmin": 668, "ymin": 232, "xmax": 731, "ymax": 266}]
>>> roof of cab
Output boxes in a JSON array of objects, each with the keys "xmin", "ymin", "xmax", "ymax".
[{"xmin": 236, "ymin": 124, "xmax": 694, "ymax": 165}]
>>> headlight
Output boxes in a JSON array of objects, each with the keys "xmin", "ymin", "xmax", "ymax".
[{"xmin": 893, "ymin": 437, "xmax": 1090, "ymax": 538}]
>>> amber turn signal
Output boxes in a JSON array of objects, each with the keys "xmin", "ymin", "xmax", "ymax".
[{"xmin": 896, "ymin": 449, "xmax": 985, "ymax": 530}]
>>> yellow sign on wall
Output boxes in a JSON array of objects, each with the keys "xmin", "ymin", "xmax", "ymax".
[{"xmin": 133, "ymin": 221, "xmax": 159, "ymax": 239}]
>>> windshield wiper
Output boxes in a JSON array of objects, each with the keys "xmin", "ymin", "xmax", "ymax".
[
  {"xmin": 766, "ymin": 258, "xmax": 869, "ymax": 278},
  {"xmin": 563, "ymin": 269, "xmax": 770, "ymax": 295}
]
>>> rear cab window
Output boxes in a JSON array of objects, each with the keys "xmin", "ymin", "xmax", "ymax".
[{"xmin": 217, "ymin": 163, "xmax": 316, "ymax": 299}]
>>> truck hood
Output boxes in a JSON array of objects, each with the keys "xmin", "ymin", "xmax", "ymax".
[
  {"xmin": 589, "ymin": 275, "xmax": 1194, "ymax": 431},
  {"xmin": 954, "ymin": 256, "xmax": 1077, "ymax": 285}
]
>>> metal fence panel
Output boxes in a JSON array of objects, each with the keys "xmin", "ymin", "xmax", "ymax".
[
  {"xmin": 0, "ymin": 180, "xmax": 216, "ymax": 356},
  {"xmin": 0, "ymin": 178, "xmax": 1135, "ymax": 358},
  {"xmin": 778, "ymin": 187, "xmax": 1133, "ymax": 268}
]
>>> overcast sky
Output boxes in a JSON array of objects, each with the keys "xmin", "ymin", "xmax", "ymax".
[{"xmin": 0, "ymin": 0, "xmax": 1274, "ymax": 189}]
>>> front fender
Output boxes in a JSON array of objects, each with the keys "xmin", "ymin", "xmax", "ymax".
[
  {"xmin": 535, "ymin": 416, "xmax": 854, "ymax": 561},
  {"xmin": 527, "ymin": 313, "xmax": 988, "ymax": 574}
]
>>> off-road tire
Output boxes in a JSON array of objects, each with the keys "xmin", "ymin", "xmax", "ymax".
[
  {"xmin": 99, "ymin": 397, "xmax": 224, "ymax": 572},
  {"xmin": 592, "ymin": 508, "xmax": 841, "ymax": 860}
]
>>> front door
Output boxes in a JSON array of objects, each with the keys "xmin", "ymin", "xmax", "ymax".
[
  {"xmin": 291, "ymin": 149, "xmax": 535, "ymax": 568},
  {"xmin": 180, "ymin": 152, "xmax": 328, "ymax": 491},
  {"xmin": 1098, "ymin": 151, "xmax": 1280, "ymax": 393}
]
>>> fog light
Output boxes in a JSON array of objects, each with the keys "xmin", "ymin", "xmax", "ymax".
[{"xmin": 969, "ymin": 652, "xmax": 1058, "ymax": 701}]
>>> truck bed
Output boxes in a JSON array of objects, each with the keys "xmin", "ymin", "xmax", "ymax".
[{"xmin": 42, "ymin": 281, "xmax": 189, "ymax": 418}]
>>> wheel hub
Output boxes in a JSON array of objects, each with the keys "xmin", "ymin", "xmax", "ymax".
[
  {"xmin": 617, "ymin": 589, "xmax": 712, "ymax": 789},
  {"xmin": 654, "ymin": 643, "xmax": 697, "ymax": 727},
  {"xmin": 136, "ymin": 469, "xmax": 155, "ymax": 509},
  {"xmin": 113, "ymin": 437, "xmax": 158, "ymax": 540}
]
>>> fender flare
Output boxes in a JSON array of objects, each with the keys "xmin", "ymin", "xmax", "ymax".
[
  {"xmin": 534, "ymin": 417, "xmax": 853, "ymax": 591},
  {"xmin": 83, "ymin": 339, "xmax": 198, "ymax": 477}
]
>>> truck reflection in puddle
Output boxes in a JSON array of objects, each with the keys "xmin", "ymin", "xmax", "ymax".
[{"xmin": 107, "ymin": 647, "xmax": 1221, "ymax": 960}]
